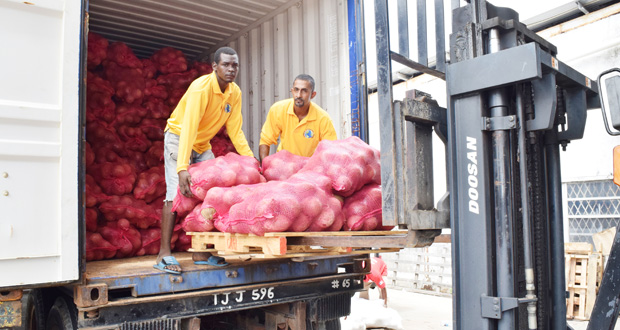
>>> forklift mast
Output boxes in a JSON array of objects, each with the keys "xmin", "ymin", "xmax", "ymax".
[{"xmin": 371, "ymin": 0, "xmax": 617, "ymax": 329}]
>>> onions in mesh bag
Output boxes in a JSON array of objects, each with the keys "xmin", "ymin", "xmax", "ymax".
[
  {"xmin": 343, "ymin": 184, "xmax": 393, "ymax": 231},
  {"xmin": 262, "ymin": 150, "xmax": 309, "ymax": 181},
  {"xmin": 300, "ymin": 136, "xmax": 380, "ymax": 197}
]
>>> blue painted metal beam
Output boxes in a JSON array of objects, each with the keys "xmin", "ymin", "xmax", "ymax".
[
  {"xmin": 348, "ymin": 0, "xmax": 369, "ymax": 143},
  {"xmin": 83, "ymin": 254, "xmax": 365, "ymax": 297}
]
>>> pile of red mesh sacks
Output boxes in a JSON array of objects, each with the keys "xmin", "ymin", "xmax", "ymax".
[
  {"xmin": 184, "ymin": 136, "xmax": 391, "ymax": 237},
  {"xmin": 85, "ymin": 32, "xmax": 236, "ymax": 261},
  {"xmin": 85, "ymin": 32, "xmax": 390, "ymax": 261}
]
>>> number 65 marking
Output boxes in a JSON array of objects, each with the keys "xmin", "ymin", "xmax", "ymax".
[{"xmin": 342, "ymin": 279, "xmax": 351, "ymax": 288}]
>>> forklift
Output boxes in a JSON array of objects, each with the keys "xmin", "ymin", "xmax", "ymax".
[{"xmin": 371, "ymin": 0, "xmax": 620, "ymax": 329}]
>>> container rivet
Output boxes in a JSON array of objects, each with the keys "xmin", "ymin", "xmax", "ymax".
[
  {"xmin": 2, "ymin": 172, "xmax": 7, "ymax": 178},
  {"xmin": 2, "ymin": 191, "xmax": 8, "ymax": 196}
]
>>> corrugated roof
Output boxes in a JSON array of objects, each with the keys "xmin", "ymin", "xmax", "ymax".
[{"xmin": 87, "ymin": 0, "xmax": 294, "ymax": 61}]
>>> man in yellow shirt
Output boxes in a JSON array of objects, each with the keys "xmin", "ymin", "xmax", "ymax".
[
  {"xmin": 259, "ymin": 74, "xmax": 337, "ymax": 163},
  {"xmin": 155, "ymin": 47, "xmax": 254, "ymax": 274}
]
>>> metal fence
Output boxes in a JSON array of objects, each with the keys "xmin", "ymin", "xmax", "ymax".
[{"xmin": 565, "ymin": 179, "xmax": 620, "ymax": 244}]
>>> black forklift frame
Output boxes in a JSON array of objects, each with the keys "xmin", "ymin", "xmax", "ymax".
[{"xmin": 373, "ymin": 0, "xmax": 618, "ymax": 329}]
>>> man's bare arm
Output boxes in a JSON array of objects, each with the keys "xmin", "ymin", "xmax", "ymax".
[
  {"xmin": 178, "ymin": 170, "xmax": 194, "ymax": 198},
  {"xmin": 259, "ymin": 144, "xmax": 271, "ymax": 165}
]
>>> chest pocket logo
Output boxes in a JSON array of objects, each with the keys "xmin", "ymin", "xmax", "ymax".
[
  {"xmin": 224, "ymin": 103, "xmax": 231, "ymax": 113},
  {"xmin": 303, "ymin": 129, "xmax": 314, "ymax": 138}
]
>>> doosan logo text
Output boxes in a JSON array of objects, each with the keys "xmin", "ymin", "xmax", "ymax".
[{"xmin": 466, "ymin": 136, "xmax": 479, "ymax": 214}]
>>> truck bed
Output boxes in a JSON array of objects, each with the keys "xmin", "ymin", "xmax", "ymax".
[
  {"xmin": 82, "ymin": 253, "xmax": 367, "ymax": 298},
  {"xmin": 75, "ymin": 253, "xmax": 366, "ymax": 328}
]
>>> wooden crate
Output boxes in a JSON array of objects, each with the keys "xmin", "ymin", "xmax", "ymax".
[
  {"xmin": 565, "ymin": 242, "xmax": 603, "ymax": 321},
  {"xmin": 187, "ymin": 231, "xmax": 403, "ymax": 259}
]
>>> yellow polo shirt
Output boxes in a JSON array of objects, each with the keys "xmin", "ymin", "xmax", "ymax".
[
  {"xmin": 260, "ymin": 99, "xmax": 337, "ymax": 157},
  {"xmin": 165, "ymin": 72, "xmax": 253, "ymax": 172}
]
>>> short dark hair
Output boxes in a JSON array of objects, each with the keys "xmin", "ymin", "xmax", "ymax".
[
  {"xmin": 294, "ymin": 74, "xmax": 315, "ymax": 92},
  {"xmin": 213, "ymin": 47, "xmax": 238, "ymax": 64}
]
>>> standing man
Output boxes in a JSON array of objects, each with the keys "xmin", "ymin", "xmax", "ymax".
[
  {"xmin": 154, "ymin": 47, "xmax": 253, "ymax": 274},
  {"xmin": 259, "ymin": 74, "xmax": 337, "ymax": 163}
]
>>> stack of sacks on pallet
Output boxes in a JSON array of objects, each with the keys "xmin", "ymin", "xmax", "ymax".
[
  {"xmin": 84, "ymin": 32, "xmax": 237, "ymax": 261},
  {"xmin": 85, "ymin": 32, "xmax": 391, "ymax": 260},
  {"xmin": 179, "ymin": 136, "xmax": 393, "ymax": 236}
]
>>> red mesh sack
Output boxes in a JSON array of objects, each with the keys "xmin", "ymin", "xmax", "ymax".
[
  {"xmin": 137, "ymin": 227, "xmax": 161, "ymax": 256},
  {"xmin": 170, "ymin": 192, "xmax": 201, "ymax": 219},
  {"xmin": 143, "ymin": 96, "xmax": 172, "ymax": 119},
  {"xmin": 167, "ymin": 89, "xmax": 186, "ymax": 107},
  {"xmin": 181, "ymin": 203, "xmax": 215, "ymax": 233},
  {"xmin": 125, "ymin": 150, "xmax": 149, "ymax": 174},
  {"xmin": 141, "ymin": 118, "xmax": 167, "ymax": 142},
  {"xmin": 99, "ymin": 195, "xmax": 160, "ymax": 229},
  {"xmin": 87, "ymin": 32, "xmax": 108, "ymax": 69},
  {"xmin": 85, "ymin": 142, "xmax": 95, "ymax": 167},
  {"xmin": 85, "ymin": 174, "xmax": 109, "ymax": 207},
  {"xmin": 188, "ymin": 153, "xmax": 263, "ymax": 200},
  {"xmin": 157, "ymin": 69, "xmax": 198, "ymax": 91},
  {"xmin": 151, "ymin": 47, "xmax": 188, "ymax": 74},
  {"xmin": 191, "ymin": 61, "xmax": 213, "ymax": 76},
  {"xmin": 300, "ymin": 136, "xmax": 381, "ymax": 197},
  {"xmin": 106, "ymin": 42, "xmax": 142, "ymax": 69},
  {"xmin": 170, "ymin": 154, "xmax": 263, "ymax": 215},
  {"xmin": 104, "ymin": 61, "xmax": 145, "ymax": 104},
  {"xmin": 145, "ymin": 141, "xmax": 164, "ymax": 167},
  {"xmin": 141, "ymin": 59, "xmax": 158, "ymax": 79},
  {"xmin": 133, "ymin": 166, "xmax": 166, "ymax": 203},
  {"xmin": 262, "ymin": 150, "xmax": 309, "ymax": 181},
  {"xmin": 88, "ymin": 161, "xmax": 136, "ymax": 196},
  {"xmin": 287, "ymin": 172, "xmax": 333, "ymax": 194},
  {"xmin": 91, "ymin": 146, "xmax": 122, "ymax": 165},
  {"xmin": 211, "ymin": 128, "xmax": 237, "ymax": 157},
  {"xmin": 86, "ymin": 232, "xmax": 117, "ymax": 261},
  {"xmin": 98, "ymin": 219, "xmax": 142, "ymax": 259},
  {"xmin": 209, "ymin": 178, "xmax": 342, "ymax": 236},
  {"xmin": 116, "ymin": 103, "xmax": 148, "ymax": 125},
  {"xmin": 86, "ymin": 120, "xmax": 125, "ymax": 156},
  {"xmin": 85, "ymin": 207, "xmax": 99, "ymax": 233},
  {"xmin": 118, "ymin": 125, "xmax": 151, "ymax": 152},
  {"xmin": 144, "ymin": 79, "xmax": 168, "ymax": 99},
  {"xmin": 305, "ymin": 194, "xmax": 345, "ymax": 232},
  {"xmin": 200, "ymin": 184, "xmax": 246, "ymax": 217},
  {"xmin": 86, "ymin": 72, "xmax": 116, "ymax": 123},
  {"xmin": 209, "ymin": 182, "xmax": 296, "ymax": 235},
  {"xmin": 342, "ymin": 184, "xmax": 391, "ymax": 231}
]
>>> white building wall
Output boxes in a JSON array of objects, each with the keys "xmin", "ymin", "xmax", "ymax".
[{"xmin": 539, "ymin": 8, "xmax": 620, "ymax": 181}]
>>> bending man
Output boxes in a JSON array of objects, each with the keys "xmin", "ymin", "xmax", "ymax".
[{"xmin": 154, "ymin": 47, "xmax": 253, "ymax": 274}]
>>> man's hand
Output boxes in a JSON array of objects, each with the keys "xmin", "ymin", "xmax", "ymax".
[{"xmin": 178, "ymin": 170, "xmax": 194, "ymax": 198}]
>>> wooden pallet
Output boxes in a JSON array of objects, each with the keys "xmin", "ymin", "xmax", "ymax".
[
  {"xmin": 565, "ymin": 243, "xmax": 603, "ymax": 321},
  {"xmin": 187, "ymin": 231, "xmax": 404, "ymax": 258}
]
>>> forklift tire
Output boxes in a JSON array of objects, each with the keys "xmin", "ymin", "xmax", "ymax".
[
  {"xmin": 15, "ymin": 290, "xmax": 46, "ymax": 330},
  {"xmin": 45, "ymin": 296, "xmax": 77, "ymax": 330}
]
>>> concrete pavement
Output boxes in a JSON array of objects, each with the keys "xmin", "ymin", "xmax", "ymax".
[{"xmin": 346, "ymin": 288, "xmax": 619, "ymax": 330}]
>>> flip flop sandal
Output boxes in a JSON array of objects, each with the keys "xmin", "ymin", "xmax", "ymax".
[
  {"xmin": 153, "ymin": 255, "xmax": 182, "ymax": 274},
  {"xmin": 194, "ymin": 255, "xmax": 229, "ymax": 267}
]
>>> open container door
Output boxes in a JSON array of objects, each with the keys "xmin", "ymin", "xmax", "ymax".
[{"xmin": 0, "ymin": 0, "xmax": 83, "ymax": 288}]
